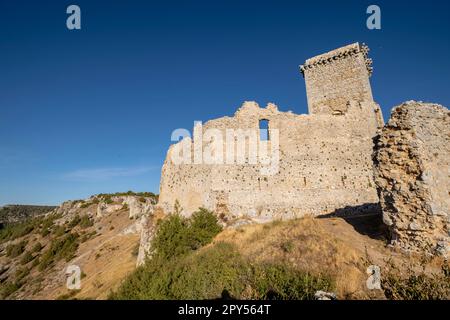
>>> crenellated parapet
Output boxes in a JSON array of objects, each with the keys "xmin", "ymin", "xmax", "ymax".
[{"xmin": 300, "ymin": 42, "xmax": 373, "ymax": 77}]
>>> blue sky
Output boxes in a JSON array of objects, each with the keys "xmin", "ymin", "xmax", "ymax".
[{"xmin": 0, "ymin": 0, "xmax": 449, "ymax": 205}]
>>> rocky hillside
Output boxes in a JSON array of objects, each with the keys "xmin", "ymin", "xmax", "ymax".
[
  {"xmin": 1, "ymin": 190, "xmax": 448, "ymax": 300},
  {"xmin": 112, "ymin": 210, "xmax": 450, "ymax": 300},
  {"xmin": 0, "ymin": 192, "xmax": 157, "ymax": 300},
  {"xmin": 0, "ymin": 205, "xmax": 56, "ymax": 226}
]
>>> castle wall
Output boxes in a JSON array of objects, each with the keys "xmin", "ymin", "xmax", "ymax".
[
  {"xmin": 373, "ymin": 101, "xmax": 449, "ymax": 256},
  {"xmin": 158, "ymin": 43, "xmax": 384, "ymax": 222}
]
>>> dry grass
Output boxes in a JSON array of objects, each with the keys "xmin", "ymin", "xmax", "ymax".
[
  {"xmin": 71, "ymin": 233, "xmax": 139, "ymax": 299},
  {"xmin": 1, "ymin": 208, "xmax": 142, "ymax": 300},
  {"xmin": 51, "ymin": 209, "xmax": 140, "ymax": 300},
  {"xmin": 214, "ymin": 215, "xmax": 399, "ymax": 299}
]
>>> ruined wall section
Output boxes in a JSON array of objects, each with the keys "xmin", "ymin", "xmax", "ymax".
[
  {"xmin": 373, "ymin": 101, "xmax": 449, "ymax": 256},
  {"xmin": 159, "ymin": 100, "xmax": 380, "ymax": 221}
]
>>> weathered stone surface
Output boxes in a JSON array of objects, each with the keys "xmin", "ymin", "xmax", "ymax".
[
  {"xmin": 136, "ymin": 207, "xmax": 165, "ymax": 266},
  {"xmin": 373, "ymin": 101, "xmax": 450, "ymax": 256},
  {"xmin": 50, "ymin": 194, "xmax": 156, "ymax": 226},
  {"xmin": 96, "ymin": 202, "xmax": 123, "ymax": 217},
  {"xmin": 158, "ymin": 43, "xmax": 383, "ymax": 221},
  {"xmin": 136, "ymin": 217, "xmax": 156, "ymax": 266},
  {"xmin": 314, "ymin": 290, "xmax": 337, "ymax": 300}
]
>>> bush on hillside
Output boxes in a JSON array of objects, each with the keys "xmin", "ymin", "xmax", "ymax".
[
  {"xmin": 0, "ymin": 218, "xmax": 40, "ymax": 243},
  {"xmin": 110, "ymin": 209, "xmax": 333, "ymax": 300},
  {"xmin": 150, "ymin": 208, "xmax": 222, "ymax": 260},
  {"xmin": 110, "ymin": 242, "xmax": 333, "ymax": 300},
  {"xmin": 38, "ymin": 233, "xmax": 79, "ymax": 270},
  {"xmin": 0, "ymin": 282, "xmax": 20, "ymax": 299},
  {"xmin": 68, "ymin": 215, "xmax": 81, "ymax": 228},
  {"xmin": 20, "ymin": 251, "xmax": 35, "ymax": 265},
  {"xmin": 31, "ymin": 242, "xmax": 43, "ymax": 253},
  {"xmin": 6, "ymin": 240, "xmax": 28, "ymax": 258},
  {"xmin": 382, "ymin": 263, "xmax": 450, "ymax": 300}
]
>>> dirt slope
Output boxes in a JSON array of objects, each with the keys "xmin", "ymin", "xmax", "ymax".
[
  {"xmin": 214, "ymin": 214, "xmax": 445, "ymax": 299},
  {"xmin": 0, "ymin": 194, "xmax": 154, "ymax": 300}
]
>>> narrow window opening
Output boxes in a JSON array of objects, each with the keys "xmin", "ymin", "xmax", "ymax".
[{"xmin": 259, "ymin": 119, "xmax": 269, "ymax": 141}]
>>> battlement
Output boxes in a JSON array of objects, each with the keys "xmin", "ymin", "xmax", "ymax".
[
  {"xmin": 300, "ymin": 43, "xmax": 375, "ymax": 115},
  {"xmin": 300, "ymin": 43, "xmax": 373, "ymax": 76}
]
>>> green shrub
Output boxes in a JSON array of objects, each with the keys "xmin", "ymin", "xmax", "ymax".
[
  {"xmin": 151, "ymin": 214, "xmax": 190, "ymax": 259},
  {"xmin": 151, "ymin": 208, "xmax": 222, "ymax": 260},
  {"xmin": 110, "ymin": 242, "xmax": 333, "ymax": 300},
  {"xmin": 110, "ymin": 209, "xmax": 332, "ymax": 300},
  {"xmin": 382, "ymin": 263, "xmax": 450, "ymax": 300},
  {"xmin": 31, "ymin": 242, "xmax": 43, "ymax": 253},
  {"xmin": 52, "ymin": 225, "xmax": 66, "ymax": 237},
  {"xmin": 0, "ymin": 205, "xmax": 55, "ymax": 230},
  {"xmin": 68, "ymin": 215, "xmax": 81, "ymax": 228},
  {"xmin": 40, "ymin": 227, "xmax": 51, "ymax": 237},
  {"xmin": 0, "ymin": 213, "xmax": 61, "ymax": 243},
  {"xmin": 0, "ymin": 219, "xmax": 38, "ymax": 243},
  {"xmin": 80, "ymin": 202, "xmax": 91, "ymax": 209},
  {"xmin": 280, "ymin": 241, "xmax": 294, "ymax": 253},
  {"xmin": 15, "ymin": 267, "xmax": 30, "ymax": 283},
  {"xmin": 38, "ymin": 233, "xmax": 79, "ymax": 271},
  {"xmin": 96, "ymin": 192, "xmax": 158, "ymax": 204},
  {"xmin": 31, "ymin": 257, "xmax": 40, "ymax": 268},
  {"xmin": 20, "ymin": 251, "xmax": 35, "ymax": 265},
  {"xmin": 79, "ymin": 215, "xmax": 93, "ymax": 229},
  {"xmin": 39, "ymin": 214, "xmax": 59, "ymax": 237},
  {"xmin": 0, "ymin": 282, "xmax": 20, "ymax": 299},
  {"xmin": 56, "ymin": 289, "xmax": 80, "ymax": 300},
  {"xmin": 189, "ymin": 208, "xmax": 222, "ymax": 249},
  {"xmin": 6, "ymin": 240, "xmax": 27, "ymax": 258},
  {"xmin": 251, "ymin": 263, "xmax": 332, "ymax": 299}
]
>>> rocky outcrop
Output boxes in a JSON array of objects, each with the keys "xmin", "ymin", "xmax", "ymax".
[
  {"xmin": 121, "ymin": 196, "xmax": 155, "ymax": 219},
  {"xmin": 44, "ymin": 193, "xmax": 158, "ymax": 268},
  {"xmin": 136, "ymin": 217, "xmax": 156, "ymax": 266},
  {"xmin": 52, "ymin": 193, "xmax": 156, "ymax": 222},
  {"xmin": 96, "ymin": 196, "xmax": 154, "ymax": 219},
  {"xmin": 136, "ymin": 208, "xmax": 165, "ymax": 266},
  {"xmin": 314, "ymin": 290, "xmax": 337, "ymax": 300},
  {"xmin": 373, "ymin": 101, "xmax": 449, "ymax": 256}
]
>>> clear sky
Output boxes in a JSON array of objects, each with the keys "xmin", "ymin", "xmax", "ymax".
[{"xmin": 0, "ymin": 0, "xmax": 449, "ymax": 205}]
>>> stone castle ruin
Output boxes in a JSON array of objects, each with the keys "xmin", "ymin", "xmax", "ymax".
[
  {"xmin": 144, "ymin": 42, "xmax": 449, "ymax": 259},
  {"xmin": 373, "ymin": 101, "xmax": 449, "ymax": 256},
  {"xmin": 158, "ymin": 43, "xmax": 385, "ymax": 222}
]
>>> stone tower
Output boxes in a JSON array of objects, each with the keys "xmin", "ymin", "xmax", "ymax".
[{"xmin": 300, "ymin": 43, "xmax": 382, "ymax": 128}]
